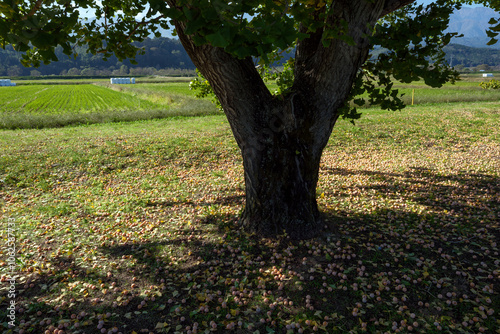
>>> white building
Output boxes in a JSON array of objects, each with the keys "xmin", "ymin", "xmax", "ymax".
[
  {"xmin": 110, "ymin": 77, "xmax": 135, "ymax": 84},
  {"xmin": 0, "ymin": 79, "xmax": 16, "ymax": 86}
]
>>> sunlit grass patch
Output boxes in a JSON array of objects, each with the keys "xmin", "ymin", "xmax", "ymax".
[
  {"xmin": 350, "ymin": 78, "xmax": 500, "ymax": 109},
  {"xmin": 0, "ymin": 85, "xmax": 160, "ymax": 114}
]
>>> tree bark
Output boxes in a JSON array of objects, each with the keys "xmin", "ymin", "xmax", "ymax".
[
  {"xmin": 166, "ymin": 0, "xmax": 389, "ymax": 238},
  {"xmin": 238, "ymin": 93, "xmax": 326, "ymax": 239}
]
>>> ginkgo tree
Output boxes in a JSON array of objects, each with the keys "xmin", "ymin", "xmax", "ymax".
[{"xmin": 1, "ymin": 0, "xmax": 499, "ymax": 239}]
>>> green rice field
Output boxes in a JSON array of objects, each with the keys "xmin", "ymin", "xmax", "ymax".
[
  {"xmin": 0, "ymin": 85, "xmax": 160, "ymax": 114},
  {"xmin": 0, "ymin": 75, "xmax": 498, "ymax": 130},
  {"xmin": 0, "ymin": 79, "xmax": 219, "ymax": 130}
]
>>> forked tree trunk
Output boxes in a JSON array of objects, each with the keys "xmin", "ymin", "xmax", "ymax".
[{"xmin": 167, "ymin": 0, "xmax": 388, "ymax": 239}]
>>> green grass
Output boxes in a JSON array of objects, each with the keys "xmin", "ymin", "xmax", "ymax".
[
  {"xmin": 394, "ymin": 81, "xmax": 500, "ymax": 105},
  {"xmin": 7, "ymin": 76, "xmax": 195, "ymax": 86},
  {"xmin": 103, "ymin": 82, "xmax": 199, "ymax": 99},
  {"xmin": 1, "ymin": 100, "xmax": 499, "ymax": 334},
  {"xmin": 346, "ymin": 78, "xmax": 500, "ymax": 107}
]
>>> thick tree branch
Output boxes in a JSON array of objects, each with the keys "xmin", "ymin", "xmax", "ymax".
[
  {"xmin": 165, "ymin": 1, "xmax": 275, "ymax": 149},
  {"xmin": 294, "ymin": 5, "xmax": 326, "ymax": 77},
  {"xmin": 22, "ymin": 0, "xmax": 43, "ymax": 19},
  {"xmin": 380, "ymin": 0, "xmax": 416, "ymax": 17},
  {"xmin": 295, "ymin": 0, "xmax": 385, "ymax": 100},
  {"xmin": 292, "ymin": 0, "xmax": 386, "ymax": 155}
]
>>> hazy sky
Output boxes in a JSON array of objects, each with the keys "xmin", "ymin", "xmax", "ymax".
[{"xmin": 419, "ymin": 0, "xmax": 482, "ymax": 6}]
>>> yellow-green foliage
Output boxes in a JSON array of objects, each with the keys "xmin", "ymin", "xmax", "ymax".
[{"xmin": 479, "ymin": 79, "xmax": 500, "ymax": 89}]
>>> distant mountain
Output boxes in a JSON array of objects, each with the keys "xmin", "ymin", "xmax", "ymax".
[
  {"xmin": 2, "ymin": 5, "xmax": 500, "ymax": 77},
  {"xmin": 85, "ymin": 6, "xmax": 500, "ymax": 49},
  {"xmin": 0, "ymin": 38, "xmax": 195, "ymax": 77},
  {"xmin": 448, "ymin": 6, "xmax": 500, "ymax": 49}
]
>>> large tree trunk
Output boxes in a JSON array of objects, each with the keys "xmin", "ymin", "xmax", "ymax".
[
  {"xmin": 240, "ymin": 141, "xmax": 323, "ymax": 239},
  {"xmin": 238, "ymin": 99, "xmax": 328, "ymax": 238},
  {"xmin": 166, "ymin": 0, "xmax": 390, "ymax": 238}
]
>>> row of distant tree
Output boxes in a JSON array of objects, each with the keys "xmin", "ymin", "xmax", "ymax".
[
  {"xmin": 443, "ymin": 44, "xmax": 500, "ymax": 70},
  {"xmin": 1, "ymin": 37, "xmax": 500, "ymax": 77},
  {"xmin": 1, "ymin": 65, "xmax": 197, "ymax": 77},
  {"xmin": 0, "ymin": 37, "xmax": 195, "ymax": 77}
]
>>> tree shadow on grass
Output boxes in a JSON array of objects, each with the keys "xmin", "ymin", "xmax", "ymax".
[
  {"xmin": 321, "ymin": 165, "xmax": 499, "ymax": 275},
  {"xmin": 316, "ymin": 166, "xmax": 499, "ymax": 325},
  {"xmin": 5, "ymin": 214, "xmax": 238, "ymax": 333},
  {"xmin": 323, "ymin": 166, "xmax": 499, "ymax": 221}
]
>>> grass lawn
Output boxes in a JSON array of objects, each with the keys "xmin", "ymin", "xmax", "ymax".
[{"xmin": 0, "ymin": 97, "xmax": 499, "ymax": 333}]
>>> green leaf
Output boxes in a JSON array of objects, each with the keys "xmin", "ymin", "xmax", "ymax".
[
  {"xmin": 184, "ymin": 15, "xmax": 205, "ymax": 35},
  {"xmin": 232, "ymin": 46, "xmax": 252, "ymax": 59},
  {"xmin": 201, "ymin": 7, "xmax": 219, "ymax": 21},
  {"xmin": 206, "ymin": 31, "xmax": 229, "ymax": 48},
  {"xmin": 353, "ymin": 98, "xmax": 366, "ymax": 106},
  {"xmin": 486, "ymin": 30, "xmax": 499, "ymax": 38},
  {"xmin": 487, "ymin": 38, "xmax": 498, "ymax": 46},
  {"xmin": 490, "ymin": 23, "xmax": 500, "ymax": 32},
  {"xmin": 182, "ymin": 7, "xmax": 196, "ymax": 21}
]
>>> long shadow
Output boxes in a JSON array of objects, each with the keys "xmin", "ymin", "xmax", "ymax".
[
  {"xmin": 5, "ymin": 214, "xmax": 237, "ymax": 334},
  {"xmin": 322, "ymin": 166, "xmax": 499, "ymax": 219},
  {"xmin": 321, "ymin": 165, "xmax": 500, "ymax": 273},
  {"xmin": 317, "ymin": 165, "xmax": 499, "ymax": 319}
]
